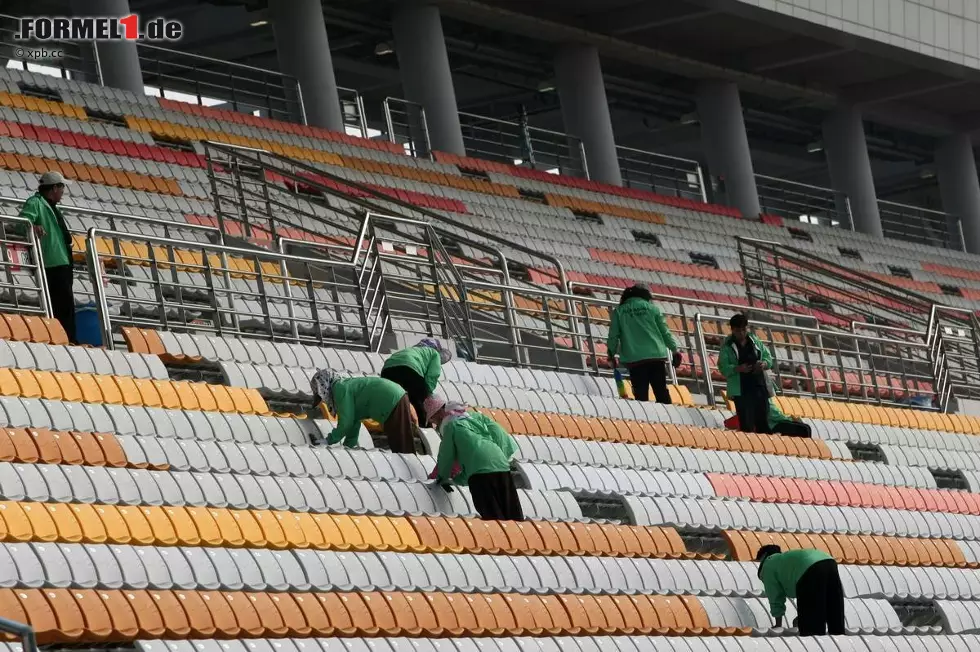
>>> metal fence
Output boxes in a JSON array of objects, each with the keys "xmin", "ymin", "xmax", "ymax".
[
  {"xmin": 85, "ymin": 228, "xmax": 373, "ymax": 350},
  {"xmin": 755, "ymin": 174, "xmax": 852, "ymax": 227},
  {"xmin": 338, "ymin": 86, "xmax": 369, "ymax": 139},
  {"xmin": 457, "ymin": 110, "xmax": 588, "ymax": 178},
  {"xmin": 878, "ymin": 199, "xmax": 962, "ymax": 251},
  {"xmin": 617, "ymin": 146, "xmax": 707, "ymax": 203},
  {"xmin": 137, "ymin": 44, "xmax": 304, "ymax": 123},
  {"xmin": 0, "ymin": 214, "xmax": 50, "ymax": 319},
  {"xmin": 693, "ymin": 314, "xmax": 938, "ymax": 410},
  {"xmin": 383, "ymin": 97, "xmax": 431, "ymax": 159}
]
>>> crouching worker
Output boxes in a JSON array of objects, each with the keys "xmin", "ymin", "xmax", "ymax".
[
  {"xmin": 757, "ymin": 545, "xmax": 845, "ymax": 636},
  {"xmin": 425, "ymin": 395, "xmax": 524, "ymax": 521},
  {"xmin": 381, "ymin": 338, "xmax": 453, "ymax": 427},
  {"xmin": 768, "ymin": 402, "xmax": 812, "ymax": 438},
  {"xmin": 310, "ymin": 369, "xmax": 418, "ymax": 453}
]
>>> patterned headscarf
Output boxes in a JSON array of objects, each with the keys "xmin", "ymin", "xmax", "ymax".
[
  {"xmin": 416, "ymin": 338, "xmax": 453, "ymax": 364},
  {"xmin": 310, "ymin": 369, "xmax": 342, "ymax": 416},
  {"xmin": 437, "ymin": 401, "xmax": 471, "ymax": 434}
]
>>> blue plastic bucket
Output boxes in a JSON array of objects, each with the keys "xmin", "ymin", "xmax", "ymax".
[{"xmin": 74, "ymin": 305, "xmax": 102, "ymax": 347}]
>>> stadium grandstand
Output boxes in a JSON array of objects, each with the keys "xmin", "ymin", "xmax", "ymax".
[{"xmin": 5, "ymin": 0, "xmax": 980, "ymax": 650}]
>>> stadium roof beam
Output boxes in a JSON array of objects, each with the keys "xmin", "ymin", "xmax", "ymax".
[
  {"xmin": 739, "ymin": 41, "xmax": 851, "ymax": 73},
  {"xmin": 844, "ymin": 72, "xmax": 971, "ymax": 105},
  {"xmin": 592, "ymin": 7, "xmax": 720, "ymax": 36}
]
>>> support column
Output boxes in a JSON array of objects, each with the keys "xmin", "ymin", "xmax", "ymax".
[
  {"xmin": 822, "ymin": 105, "xmax": 883, "ymax": 238},
  {"xmin": 391, "ymin": 0, "xmax": 465, "ymax": 156},
  {"xmin": 70, "ymin": 0, "xmax": 143, "ymax": 94},
  {"xmin": 696, "ymin": 81, "xmax": 760, "ymax": 217},
  {"xmin": 553, "ymin": 45, "xmax": 622, "ymax": 186},
  {"xmin": 936, "ymin": 133, "xmax": 980, "ymax": 253},
  {"xmin": 270, "ymin": 0, "xmax": 345, "ymax": 131}
]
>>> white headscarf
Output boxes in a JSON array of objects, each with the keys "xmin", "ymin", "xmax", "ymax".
[{"xmin": 437, "ymin": 401, "xmax": 470, "ymax": 434}]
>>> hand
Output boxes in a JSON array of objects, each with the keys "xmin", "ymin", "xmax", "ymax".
[
  {"xmin": 439, "ymin": 483, "xmax": 455, "ymax": 493},
  {"xmin": 734, "ymin": 364, "xmax": 751, "ymax": 373},
  {"xmin": 671, "ymin": 351, "xmax": 683, "ymax": 368},
  {"xmin": 753, "ymin": 361, "xmax": 766, "ymax": 372},
  {"xmin": 32, "ymin": 225, "xmax": 45, "ymax": 238},
  {"xmin": 607, "ymin": 355, "xmax": 618, "ymax": 368}
]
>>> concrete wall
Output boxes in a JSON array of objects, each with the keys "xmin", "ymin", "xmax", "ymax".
[{"xmin": 737, "ymin": 0, "xmax": 980, "ymax": 69}]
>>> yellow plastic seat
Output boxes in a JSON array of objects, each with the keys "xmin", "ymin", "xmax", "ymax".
[
  {"xmin": 251, "ymin": 510, "xmax": 288, "ymax": 549},
  {"xmin": 141, "ymin": 506, "xmax": 178, "ymax": 545},
  {"xmin": 114, "ymin": 377, "xmax": 143, "ymax": 406},
  {"xmin": 93, "ymin": 375, "xmax": 123, "ymax": 404},
  {"xmin": 13, "ymin": 369, "xmax": 43, "ymax": 398}
]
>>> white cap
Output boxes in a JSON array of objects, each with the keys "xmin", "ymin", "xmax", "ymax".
[{"xmin": 38, "ymin": 171, "xmax": 70, "ymax": 188}]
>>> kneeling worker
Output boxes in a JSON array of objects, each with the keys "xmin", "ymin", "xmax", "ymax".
[
  {"xmin": 425, "ymin": 395, "xmax": 523, "ymax": 521},
  {"xmin": 756, "ymin": 545, "xmax": 845, "ymax": 636},
  {"xmin": 310, "ymin": 370, "xmax": 418, "ymax": 453}
]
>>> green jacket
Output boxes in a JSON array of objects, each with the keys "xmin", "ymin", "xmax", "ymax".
[
  {"xmin": 18, "ymin": 194, "xmax": 72, "ymax": 268},
  {"xmin": 768, "ymin": 402, "xmax": 796, "ymax": 429},
  {"xmin": 606, "ymin": 297, "xmax": 678, "ymax": 365},
  {"xmin": 718, "ymin": 333, "xmax": 774, "ymax": 398},
  {"xmin": 436, "ymin": 412, "xmax": 517, "ymax": 486},
  {"xmin": 760, "ymin": 548, "xmax": 834, "ymax": 618},
  {"xmin": 326, "ymin": 377, "xmax": 406, "ymax": 447},
  {"xmin": 382, "ymin": 346, "xmax": 442, "ymax": 394}
]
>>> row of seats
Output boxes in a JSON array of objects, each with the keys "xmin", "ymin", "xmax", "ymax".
[
  {"xmin": 0, "ymin": 314, "xmax": 68, "ymax": 345},
  {"xmin": 0, "ymin": 340, "xmax": 168, "ymax": 380},
  {"xmin": 135, "ymin": 636, "xmax": 980, "ymax": 652},
  {"xmin": 6, "ymin": 542, "xmax": 980, "ymax": 603},
  {"xmin": 626, "ymin": 494, "xmax": 980, "ymax": 540},
  {"xmin": 0, "ymin": 586, "xmax": 762, "ymax": 641},
  {"xmin": 0, "ymin": 368, "xmax": 268, "ymax": 414}
]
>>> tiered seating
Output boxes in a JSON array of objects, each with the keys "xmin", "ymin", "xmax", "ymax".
[{"xmin": 11, "ymin": 60, "xmax": 980, "ymax": 649}]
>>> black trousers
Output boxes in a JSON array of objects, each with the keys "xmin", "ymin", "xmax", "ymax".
[
  {"xmin": 796, "ymin": 559, "xmax": 846, "ymax": 636},
  {"xmin": 773, "ymin": 420, "xmax": 812, "ymax": 438},
  {"xmin": 733, "ymin": 393, "xmax": 771, "ymax": 434},
  {"xmin": 628, "ymin": 360, "xmax": 671, "ymax": 404},
  {"xmin": 45, "ymin": 265, "xmax": 75, "ymax": 344},
  {"xmin": 468, "ymin": 471, "xmax": 524, "ymax": 521},
  {"xmin": 380, "ymin": 365, "xmax": 430, "ymax": 427}
]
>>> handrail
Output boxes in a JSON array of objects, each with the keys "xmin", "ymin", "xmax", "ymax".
[
  {"xmin": 85, "ymin": 226, "xmax": 362, "ymax": 349},
  {"xmin": 203, "ymin": 140, "xmax": 570, "ymax": 293},
  {"xmin": 693, "ymin": 311, "xmax": 937, "ymax": 408},
  {"xmin": 0, "ymin": 615, "xmax": 37, "ymax": 652},
  {"xmin": 0, "ymin": 214, "xmax": 51, "ymax": 318}
]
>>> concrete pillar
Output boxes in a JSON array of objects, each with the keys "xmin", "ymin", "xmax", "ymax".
[
  {"xmin": 696, "ymin": 81, "xmax": 760, "ymax": 218},
  {"xmin": 553, "ymin": 45, "xmax": 622, "ymax": 186},
  {"xmin": 71, "ymin": 0, "xmax": 144, "ymax": 94},
  {"xmin": 391, "ymin": 1, "xmax": 465, "ymax": 155},
  {"xmin": 936, "ymin": 133, "xmax": 980, "ymax": 253},
  {"xmin": 822, "ymin": 105, "xmax": 883, "ymax": 238},
  {"xmin": 270, "ymin": 0, "xmax": 345, "ymax": 131}
]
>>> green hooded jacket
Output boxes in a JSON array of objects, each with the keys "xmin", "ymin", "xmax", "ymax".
[
  {"xmin": 718, "ymin": 333, "xmax": 774, "ymax": 398},
  {"xmin": 436, "ymin": 412, "xmax": 517, "ymax": 486},
  {"xmin": 326, "ymin": 376, "xmax": 406, "ymax": 447},
  {"xmin": 382, "ymin": 346, "xmax": 443, "ymax": 394},
  {"xmin": 18, "ymin": 194, "xmax": 72, "ymax": 268},
  {"xmin": 759, "ymin": 548, "xmax": 834, "ymax": 618},
  {"xmin": 768, "ymin": 402, "xmax": 796, "ymax": 429},
  {"xmin": 606, "ymin": 297, "xmax": 678, "ymax": 365}
]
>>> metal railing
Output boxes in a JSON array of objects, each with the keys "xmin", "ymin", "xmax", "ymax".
[
  {"xmin": 338, "ymin": 86, "xmax": 369, "ymax": 138},
  {"xmin": 383, "ymin": 97, "xmax": 431, "ymax": 159},
  {"xmin": 755, "ymin": 174, "xmax": 852, "ymax": 228},
  {"xmin": 617, "ymin": 146, "xmax": 707, "ymax": 203},
  {"xmin": 0, "ymin": 13, "xmax": 94, "ymax": 81},
  {"xmin": 457, "ymin": 110, "xmax": 588, "ymax": 178},
  {"xmin": 137, "ymin": 43, "xmax": 304, "ymax": 123},
  {"xmin": 693, "ymin": 313, "xmax": 938, "ymax": 409},
  {"xmin": 878, "ymin": 199, "xmax": 963, "ymax": 251},
  {"xmin": 0, "ymin": 215, "xmax": 51, "ymax": 319},
  {"xmin": 85, "ymin": 228, "xmax": 370, "ymax": 350},
  {"xmin": 0, "ymin": 616, "xmax": 37, "ymax": 652}
]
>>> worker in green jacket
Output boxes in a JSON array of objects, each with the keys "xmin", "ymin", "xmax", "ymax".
[
  {"xmin": 310, "ymin": 370, "xmax": 418, "ymax": 453},
  {"xmin": 381, "ymin": 338, "xmax": 453, "ymax": 427},
  {"xmin": 19, "ymin": 171, "xmax": 75, "ymax": 343},
  {"xmin": 606, "ymin": 284, "xmax": 681, "ymax": 404},
  {"xmin": 719, "ymin": 313, "xmax": 775, "ymax": 433},
  {"xmin": 425, "ymin": 395, "xmax": 523, "ymax": 521},
  {"xmin": 756, "ymin": 545, "xmax": 845, "ymax": 636}
]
